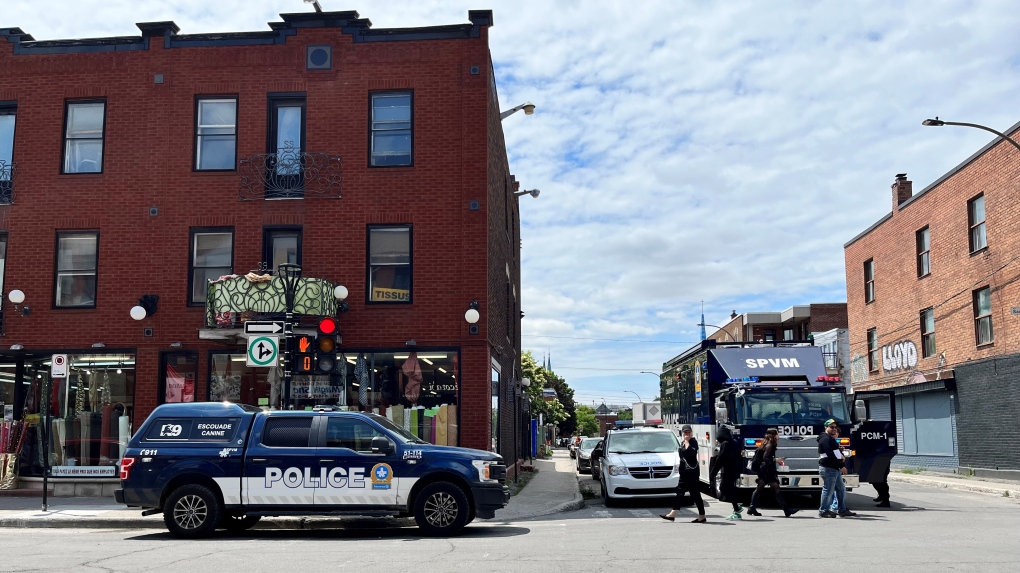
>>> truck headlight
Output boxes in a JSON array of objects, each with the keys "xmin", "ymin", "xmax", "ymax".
[
  {"xmin": 608, "ymin": 465, "xmax": 630, "ymax": 476},
  {"xmin": 471, "ymin": 460, "xmax": 499, "ymax": 483}
]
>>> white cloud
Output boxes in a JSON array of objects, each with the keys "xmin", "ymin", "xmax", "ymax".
[{"xmin": 6, "ymin": 0, "xmax": 1019, "ymax": 401}]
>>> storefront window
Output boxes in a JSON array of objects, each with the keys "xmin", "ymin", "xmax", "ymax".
[
  {"xmin": 491, "ymin": 366, "xmax": 499, "ymax": 453},
  {"xmin": 208, "ymin": 353, "xmax": 276, "ymax": 407},
  {"xmin": 17, "ymin": 353, "xmax": 135, "ymax": 477},
  {"xmin": 0, "ymin": 363, "xmax": 14, "ymax": 412},
  {"xmin": 160, "ymin": 352, "xmax": 197, "ymax": 404}
]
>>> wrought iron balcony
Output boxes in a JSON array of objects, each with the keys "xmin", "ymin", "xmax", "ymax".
[
  {"xmin": 0, "ymin": 160, "xmax": 15, "ymax": 205},
  {"xmin": 204, "ymin": 272, "xmax": 343, "ymax": 328},
  {"xmin": 238, "ymin": 143, "xmax": 342, "ymax": 200}
]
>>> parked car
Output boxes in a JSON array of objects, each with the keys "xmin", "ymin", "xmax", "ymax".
[
  {"xmin": 575, "ymin": 437, "xmax": 603, "ymax": 474},
  {"xmin": 590, "ymin": 440, "xmax": 605, "ymax": 481},
  {"xmin": 590, "ymin": 427, "xmax": 680, "ymax": 507},
  {"xmin": 569, "ymin": 436, "xmax": 587, "ymax": 459}
]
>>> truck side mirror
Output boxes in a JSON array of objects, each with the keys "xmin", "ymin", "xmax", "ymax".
[
  {"xmin": 715, "ymin": 402, "xmax": 728, "ymax": 422},
  {"xmin": 371, "ymin": 436, "xmax": 394, "ymax": 454},
  {"xmin": 854, "ymin": 399, "xmax": 867, "ymax": 422}
]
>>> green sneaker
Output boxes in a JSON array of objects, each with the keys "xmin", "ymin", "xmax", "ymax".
[
  {"xmin": 726, "ymin": 512, "xmax": 742, "ymax": 520},
  {"xmin": 736, "ymin": 504, "xmax": 744, "ymax": 514}
]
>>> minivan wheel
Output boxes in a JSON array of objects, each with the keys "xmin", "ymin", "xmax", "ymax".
[
  {"xmin": 163, "ymin": 484, "xmax": 222, "ymax": 539},
  {"xmin": 414, "ymin": 481, "xmax": 471, "ymax": 536},
  {"xmin": 602, "ymin": 476, "xmax": 618, "ymax": 508}
]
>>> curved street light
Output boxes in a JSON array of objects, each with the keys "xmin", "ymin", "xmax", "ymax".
[
  {"xmin": 922, "ymin": 117, "xmax": 1020, "ymax": 154},
  {"xmin": 698, "ymin": 322, "xmax": 738, "ymax": 342}
]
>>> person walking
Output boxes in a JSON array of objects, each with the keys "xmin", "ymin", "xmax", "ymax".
[
  {"xmin": 873, "ymin": 463, "xmax": 891, "ymax": 508},
  {"xmin": 710, "ymin": 426, "xmax": 744, "ymax": 520},
  {"xmin": 660, "ymin": 424, "xmax": 707, "ymax": 523},
  {"xmin": 818, "ymin": 419, "xmax": 857, "ymax": 518},
  {"xmin": 746, "ymin": 428, "xmax": 798, "ymax": 517}
]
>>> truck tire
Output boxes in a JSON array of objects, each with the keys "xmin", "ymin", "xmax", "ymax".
[
  {"xmin": 222, "ymin": 514, "xmax": 261, "ymax": 532},
  {"xmin": 413, "ymin": 481, "xmax": 471, "ymax": 536},
  {"xmin": 163, "ymin": 484, "xmax": 222, "ymax": 539}
]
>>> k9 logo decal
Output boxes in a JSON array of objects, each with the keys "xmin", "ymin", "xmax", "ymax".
[{"xmin": 777, "ymin": 426, "xmax": 815, "ymax": 436}]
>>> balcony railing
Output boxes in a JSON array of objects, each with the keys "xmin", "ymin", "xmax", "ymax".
[
  {"xmin": 823, "ymin": 352, "xmax": 839, "ymax": 369},
  {"xmin": 0, "ymin": 160, "xmax": 15, "ymax": 204},
  {"xmin": 204, "ymin": 273, "xmax": 343, "ymax": 328},
  {"xmin": 238, "ymin": 143, "xmax": 342, "ymax": 200}
]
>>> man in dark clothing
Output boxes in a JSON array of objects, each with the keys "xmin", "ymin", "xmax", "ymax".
[
  {"xmin": 660, "ymin": 424, "xmax": 707, "ymax": 523},
  {"xmin": 709, "ymin": 426, "xmax": 744, "ymax": 520},
  {"xmin": 873, "ymin": 464, "xmax": 891, "ymax": 507},
  {"xmin": 818, "ymin": 419, "xmax": 856, "ymax": 518}
]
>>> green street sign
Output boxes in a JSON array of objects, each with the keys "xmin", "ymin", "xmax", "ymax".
[{"xmin": 247, "ymin": 335, "xmax": 279, "ymax": 367}]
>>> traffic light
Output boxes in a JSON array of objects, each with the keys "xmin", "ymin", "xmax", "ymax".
[
  {"xmin": 315, "ymin": 317, "xmax": 340, "ymax": 374},
  {"xmin": 293, "ymin": 334, "xmax": 315, "ymax": 374}
]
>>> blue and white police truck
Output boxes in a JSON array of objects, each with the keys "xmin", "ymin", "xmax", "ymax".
[
  {"xmin": 660, "ymin": 340, "xmax": 897, "ymax": 499},
  {"xmin": 115, "ymin": 402, "xmax": 509, "ymax": 538}
]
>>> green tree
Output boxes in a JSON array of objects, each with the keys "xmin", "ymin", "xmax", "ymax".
[
  {"xmin": 617, "ymin": 408, "xmax": 633, "ymax": 421},
  {"xmin": 522, "ymin": 351, "xmax": 578, "ymax": 435},
  {"xmin": 575, "ymin": 404, "xmax": 600, "ymax": 436}
]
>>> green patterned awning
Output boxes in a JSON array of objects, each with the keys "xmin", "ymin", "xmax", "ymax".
[{"xmin": 205, "ymin": 274, "xmax": 340, "ymax": 327}]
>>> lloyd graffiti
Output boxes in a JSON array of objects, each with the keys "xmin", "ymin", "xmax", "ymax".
[{"xmin": 881, "ymin": 340, "xmax": 917, "ymax": 372}]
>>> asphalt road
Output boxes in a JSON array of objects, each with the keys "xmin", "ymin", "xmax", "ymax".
[{"xmin": 2, "ymin": 481, "xmax": 1017, "ymax": 572}]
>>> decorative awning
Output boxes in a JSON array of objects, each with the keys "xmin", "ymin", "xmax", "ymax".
[{"xmin": 205, "ymin": 273, "xmax": 341, "ymax": 328}]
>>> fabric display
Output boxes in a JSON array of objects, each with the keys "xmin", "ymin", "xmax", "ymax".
[
  {"xmin": 436, "ymin": 405, "xmax": 448, "ymax": 446},
  {"xmin": 424, "ymin": 408, "xmax": 435, "ymax": 443},
  {"xmin": 355, "ymin": 353, "xmax": 369, "ymax": 408},
  {"xmin": 401, "ymin": 354, "xmax": 422, "ymax": 405},
  {"xmin": 447, "ymin": 405, "xmax": 458, "ymax": 446},
  {"xmin": 409, "ymin": 408, "xmax": 419, "ymax": 438}
]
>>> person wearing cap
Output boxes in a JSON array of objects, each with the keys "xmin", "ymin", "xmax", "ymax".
[
  {"xmin": 817, "ymin": 419, "xmax": 856, "ymax": 518},
  {"xmin": 660, "ymin": 424, "xmax": 707, "ymax": 523},
  {"xmin": 746, "ymin": 428, "xmax": 798, "ymax": 518}
]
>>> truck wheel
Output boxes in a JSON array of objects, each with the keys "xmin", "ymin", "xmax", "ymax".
[
  {"xmin": 414, "ymin": 482, "xmax": 470, "ymax": 536},
  {"xmin": 222, "ymin": 514, "xmax": 261, "ymax": 532},
  {"xmin": 163, "ymin": 484, "xmax": 222, "ymax": 539}
]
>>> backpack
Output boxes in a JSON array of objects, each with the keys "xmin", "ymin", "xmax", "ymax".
[{"xmin": 750, "ymin": 446, "xmax": 765, "ymax": 473}]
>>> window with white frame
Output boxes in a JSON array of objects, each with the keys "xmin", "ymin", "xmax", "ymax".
[
  {"xmin": 63, "ymin": 101, "xmax": 105, "ymax": 173},
  {"xmin": 867, "ymin": 328, "xmax": 878, "ymax": 372},
  {"xmin": 920, "ymin": 308, "xmax": 936, "ymax": 358},
  {"xmin": 190, "ymin": 229, "xmax": 233, "ymax": 305},
  {"xmin": 195, "ymin": 98, "xmax": 237, "ymax": 170},
  {"xmin": 968, "ymin": 194, "xmax": 987, "ymax": 252},
  {"xmin": 916, "ymin": 226, "xmax": 930, "ymax": 277},
  {"xmin": 973, "ymin": 287, "xmax": 993, "ymax": 345},
  {"xmin": 864, "ymin": 258, "xmax": 875, "ymax": 303}
]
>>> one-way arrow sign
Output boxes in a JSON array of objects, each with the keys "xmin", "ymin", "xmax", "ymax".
[{"xmin": 243, "ymin": 321, "xmax": 285, "ymax": 335}]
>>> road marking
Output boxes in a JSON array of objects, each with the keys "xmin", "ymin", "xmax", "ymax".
[
  {"xmin": 629, "ymin": 509, "xmax": 653, "ymax": 518},
  {"xmin": 593, "ymin": 510, "xmax": 612, "ymax": 518}
]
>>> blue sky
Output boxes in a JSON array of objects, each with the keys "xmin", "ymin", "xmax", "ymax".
[{"xmin": 7, "ymin": 0, "xmax": 1020, "ymax": 407}]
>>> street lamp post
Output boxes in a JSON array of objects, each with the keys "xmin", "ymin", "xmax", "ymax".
[
  {"xmin": 922, "ymin": 117, "xmax": 1020, "ymax": 154},
  {"xmin": 698, "ymin": 322, "xmax": 739, "ymax": 342},
  {"xmin": 278, "ymin": 264, "xmax": 303, "ymax": 408},
  {"xmin": 499, "ymin": 102, "xmax": 536, "ymax": 121}
]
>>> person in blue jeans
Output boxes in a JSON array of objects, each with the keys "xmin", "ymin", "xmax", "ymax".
[{"xmin": 817, "ymin": 419, "xmax": 856, "ymax": 518}]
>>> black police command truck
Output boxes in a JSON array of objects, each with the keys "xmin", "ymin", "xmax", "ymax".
[{"xmin": 115, "ymin": 402, "xmax": 509, "ymax": 538}]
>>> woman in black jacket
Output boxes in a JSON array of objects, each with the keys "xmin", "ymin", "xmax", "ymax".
[
  {"xmin": 660, "ymin": 425, "xmax": 707, "ymax": 523},
  {"xmin": 710, "ymin": 426, "xmax": 744, "ymax": 520},
  {"xmin": 746, "ymin": 428, "xmax": 798, "ymax": 517}
]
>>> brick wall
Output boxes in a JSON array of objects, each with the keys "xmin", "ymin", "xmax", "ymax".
[
  {"xmin": 808, "ymin": 303, "xmax": 849, "ymax": 334},
  {"xmin": 0, "ymin": 12, "xmax": 517, "ymax": 451},
  {"xmin": 953, "ymin": 354, "xmax": 1020, "ymax": 470},
  {"xmin": 844, "ymin": 141, "xmax": 1020, "ymax": 393}
]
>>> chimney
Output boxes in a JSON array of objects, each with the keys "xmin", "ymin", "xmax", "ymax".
[
  {"xmin": 730, "ymin": 310, "xmax": 737, "ymax": 319},
  {"xmin": 892, "ymin": 173, "xmax": 912, "ymax": 211}
]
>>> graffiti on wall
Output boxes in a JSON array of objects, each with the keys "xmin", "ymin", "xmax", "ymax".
[
  {"xmin": 850, "ymin": 353, "xmax": 868, "ymax": 384},
  {"xmin": 882, "ymin": 340, "xmax": 918, "ymax": 373}
]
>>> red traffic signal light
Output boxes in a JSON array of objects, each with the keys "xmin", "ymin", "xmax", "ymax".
[
  {"xmin": 315, "ymin": 317, "xmax": 340, "ymax": 374},
  {"xmin": 318, "ymin": 317, "xmax": 338, "ymax": 335}
]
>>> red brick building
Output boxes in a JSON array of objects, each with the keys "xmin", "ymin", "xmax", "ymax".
[
  {"xmin": 844, "ymin": 124, "xmax": 1020, "ymax": 477},
  {"xmin": 0, "ymin": 10, "xmax": 532, "ymax": 484}
]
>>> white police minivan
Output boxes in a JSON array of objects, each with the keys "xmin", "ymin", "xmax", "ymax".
[{"xmin": 591, "ymin": 427, "xmax": 681, "ymax": 506}]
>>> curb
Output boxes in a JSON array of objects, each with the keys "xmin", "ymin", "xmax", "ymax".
[
  {"xmin": 889, "ymin": 474, "xmax": 1019, "ymax": 500},
  {"xmin": 0, "ymin": 515, "xmax": 413, "ymax": 530}
]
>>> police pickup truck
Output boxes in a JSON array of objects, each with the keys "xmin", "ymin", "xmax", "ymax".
[{"xmin": 115, "ymin": 403, "xmax": 509, "ymax": 538}]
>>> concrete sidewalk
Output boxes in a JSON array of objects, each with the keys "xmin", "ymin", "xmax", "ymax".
[
  {"xmin": 889, "ymin": 470, "xmax": 1020, "ymax": 501},
  {"xmin": 0, "ymin": 450, "xmax": 583, "ymax": 530}
]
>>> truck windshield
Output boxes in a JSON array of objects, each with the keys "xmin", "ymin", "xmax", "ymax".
[
  {"xmin": 607, "ymin": 432, "xmax": 679, "ymax": 454},
  {"xmin": 738, "ymin": 392, "xmax": 849, "ymax": 425},
  {"xmin": 367, "ymin": 414, "xmax": 428, "ymax": 444}
]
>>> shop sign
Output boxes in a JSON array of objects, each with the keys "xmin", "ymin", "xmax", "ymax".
[
  {"xmin": 51, "ymin": 466, "xmax": 117, "ymax": 478},
  {"xmin": 372, "ymin": 287, "xmax": 410, "ymax": 301}
]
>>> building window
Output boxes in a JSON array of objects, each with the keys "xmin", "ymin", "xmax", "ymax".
[
  {"xmin": 54, "ymin": 231, "xmax": 98, "ymax": 308},
  {"xmin": 0, "ymin": 104, "xmax": 15, "ymax": 204},
  {"xmin": 62, "ymin": 101, "xmax": 105, "ymax": 173},
  {"xmin": 491, "ymin": 365, "xmax": 500, "ymax": 453},
  {"xmin": 195, "ymin": 97, "xmax": 237, "ymax": 170},
  {"xmin": 267, "ymin": 95, "xmax": 306, "ymax": 196},
  {"xmin": 370, "ymin": 91, "xmax": 412, "ymax": 166},
  {"xmin": 968, "ymin": 194, "xmax": 987, "ymax": 252},
  {"xmin": 916, "ymin": 226, "xmax": 930, "ymax": 277},
  {"xmin": 763, "ymin": 329, "xmax": 776, "ymax": 342},
  {"xmin": 867, "ymin": 328, "xmax": 878, "ymax": 372},
  {"xmin": 159, "ymin": 351, "xmax": 198, "ymax": 404},
  {"xmin": 367, "ymin": 226, "xmax": 411, "ymax": 303},
  {"xmin": 263, "ymin": 227, "xmax": 302, "ymax": 274},
  {"xmin": 864, "ymin": 258, "xmax": 875, "ymax": 303},
  {"xmin": 783, "ymin": 328, "xmax": 794, "ymax": 341},
  {"xmin": 190, "ymin": 229, "xmax": 233, "ymax": 305},
  {"xmin": 920, "ymin": 308, "xmax": 936, "ymax": 358},
  {"xmin": 973, "ymin": 286, "xmax": 993, "ymax": 345}
]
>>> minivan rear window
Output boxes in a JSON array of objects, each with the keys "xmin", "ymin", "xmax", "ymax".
[{"xmin": 145, "ymin": 417, "xmax": 241, "ymax": 442}]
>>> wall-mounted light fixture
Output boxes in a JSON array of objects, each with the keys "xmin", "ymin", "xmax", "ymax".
[
  {"xmin": 170, "ymin": 342, "xmax": 183, "ymax": 348},
  {"xmin": 499, "ymin": 101, "xmax": 536, "ymax": 121},
  {"xmin": 333, "ymin": 284, "xmax": 350, "ymax": 313},
  {"xmin": 7, "ymin": 289, "xmax": 31, "ymax": 316},
  {"xmin": 513, "ymin": 189, "xmax": 540, "ymax": 199},
  {"xmin": 521, "ymin": 377, "xmax": 531, "ymax": 388},
  {"xmin": 406, "ymin": 339, "xmax": 417, "ymax": 346},
  {"xmin": 130, "ymin": 294, "xmax": 160, "ymax": 321},
  {"xmin": 465, "ymin": 300, "xmax": 480, "ymax": 324},
  {"xmin": 92, "ymin": 342, "xmax": 105, "ymax": 348},
  {"xmin": 9, "ymin": 344, "xmax": 23, "ymax": 350}
]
